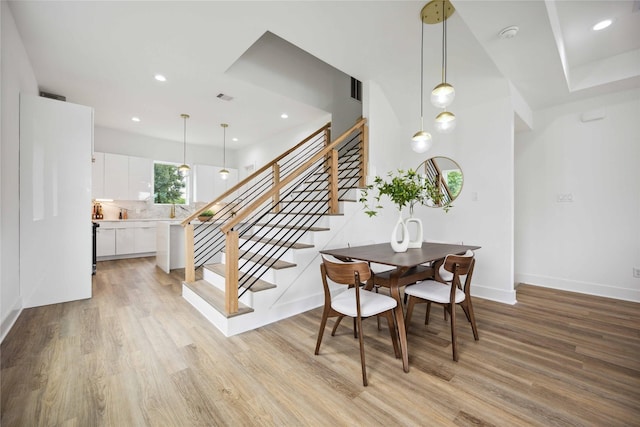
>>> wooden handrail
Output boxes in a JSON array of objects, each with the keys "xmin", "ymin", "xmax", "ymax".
[
  {"xmin": 180, "ymin": 122, "xmax": 331, "ymax": 227},
  {"xmin": 221, "ymin": 118, "xmax": 367, "ymax": 234}
]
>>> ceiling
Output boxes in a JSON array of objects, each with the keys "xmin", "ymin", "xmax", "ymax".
[{"xmin": 7, "ymin": 1, "xmax": 640, "ymax": 149}]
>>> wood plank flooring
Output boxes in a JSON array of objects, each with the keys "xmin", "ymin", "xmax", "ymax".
[{"xmin": 2, "ymin": 256, "xmax": 639, "ymax": 426}]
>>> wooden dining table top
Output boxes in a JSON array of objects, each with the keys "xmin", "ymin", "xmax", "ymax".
[{"xmin": 320, "ymin": 242, "xmax": 481, "ymax": 268}]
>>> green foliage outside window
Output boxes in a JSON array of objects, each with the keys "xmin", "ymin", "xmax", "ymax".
[
  {"xmin": 154, "ymin": 163, "xmax": 186, "ymax": 204},
  {"xmin": 446, "ymin": 170, "xmax": 463, "ymax": 198}
]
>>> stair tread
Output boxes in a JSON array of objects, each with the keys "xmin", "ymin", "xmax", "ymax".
[
  {"xmin": 183, "ymin": 280, "xmax": 254, "ymax": 318},
  {"xmin": 245, "ymin": 236, "xmax": 314, "ymax": 250},
  {"xmin": 204, "ymin": 263, "xmax": 277, "ymax": 292},
  {"xmin": 275, "ymin": 212, "xmax": 343, "ymax": 216},
  {"xmin": 256, "ymin": 223, "xmax": 329, "ymax": 232},
  {"xmin": 238, "ymin": 250, "xmax": 297, "ymax": 269}
]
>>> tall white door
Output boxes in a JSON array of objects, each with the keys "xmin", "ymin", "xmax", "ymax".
[{"xmin": 20, "ymin": 94, "xmax": 93, "ymax": 307}]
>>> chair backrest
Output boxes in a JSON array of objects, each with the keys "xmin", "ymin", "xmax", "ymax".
[
  {"xmin": 321, "ymin": 254, "xmax": 371, "ymax": 286},
  {"xmin": 441, "ymin": 250, "xmax": 475, "ymax": 295},
  {"xmin": 439, "ymin": 249, "xmax": 473, "ymax": 282}
]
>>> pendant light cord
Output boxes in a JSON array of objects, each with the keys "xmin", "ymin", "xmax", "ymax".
[
  {"xmin": 223, "ymin": 124, "xmax": 226, "ymax": 168},
  {"xmin": 441, "ymin": 0, "xmax": 447, "ymax": 84},
  {"xmin": 420, "ymin": 17, "xmax": 425, "ymax": 124},
  {"xmin": 183, "ymin": 116, "xmax": 187, "ymax": 164}
]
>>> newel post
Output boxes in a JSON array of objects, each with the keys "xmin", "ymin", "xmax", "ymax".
[
  {"xmin": 225, "ymin": 230, "xmax": 239, "ymax": 314},
  {"xmin": 359, "ymin": 122, "xmax": 369, "ymax": 188},
  {"xmin": 185, "ymin": 223, "xmax": 195, "ymax": 282},
  {"xmin": 328, "ymin": 149, "xmax": 339, "ymax": 214}
]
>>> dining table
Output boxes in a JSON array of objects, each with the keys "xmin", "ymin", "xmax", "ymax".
[{"xmin": 320, "ymin": 241, "xmax": 481, "ymax": 372}]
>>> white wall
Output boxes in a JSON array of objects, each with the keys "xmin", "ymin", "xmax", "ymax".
[
  {"xmin": 94, "ymin": 125, "xmax": 234, "ymax": 167},
  {"xmin": 235, "ymin": 115, "xmax": 330, "ymax": 178},
  {"xmin": 515, "ymin": 89, "xmax": 640, "ymax": 302},
  {"xmin": 1, "ymin": 1, "xmax": 39, "ymax": 340},
  {"xmin": 324, "ymin": 79, "xmax": 517, "ymax": 304}
]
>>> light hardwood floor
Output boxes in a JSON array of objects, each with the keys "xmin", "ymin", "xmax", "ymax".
[{"xmin": 2, "ymin": 257, "xmax": 639, "ymax": 426}]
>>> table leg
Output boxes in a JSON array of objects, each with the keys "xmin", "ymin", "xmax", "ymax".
[{"xmin": 390, "ymin": 269, "xmax": 410, "ymax": 373}]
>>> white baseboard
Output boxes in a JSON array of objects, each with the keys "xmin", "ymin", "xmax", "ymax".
[
  {"xmin": 1, "ymin": 297, "xmax": 23, "ymax": 344},
  {"xmin": 471, "ymin": 284, "xmax": 517, "ymax": 305},
  {"xmin": 515, "ymin": 273, "xmax": 640, "ymax": 303}
]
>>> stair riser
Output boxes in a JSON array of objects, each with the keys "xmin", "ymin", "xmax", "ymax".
[
  {"xmin": 251, "ymin": 227, "xmax": 315, "ymax": 244},
  {"xmin": 261, "ymin": 213, "xmax": 332, "ymax": 228},
  {"xmin": 237, "ymin": 239, "xmax": 296, "ymax": 262},
  {"xmin": 201, "ymin": 270, "xmax": 255, "ymax": 307},
  {"xmin": 220, "ymin": 253, "xmax": 277, "ymax": 283}
]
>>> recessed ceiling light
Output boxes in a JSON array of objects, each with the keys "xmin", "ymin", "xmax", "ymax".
[
  {"xmin": 592, "ymin": 19, "xmax": 612, "ymax": 31},
  {"xmin": 131, "ymin": 117, "xmax": 141, "ymax": 122},
  {"xmin": 281, "ymin": 113, "xmax": 289, "ymax": 119},
  {"xmin": 232, "ymin": 137, "xmax": 238, "ymax": 142},
  {"xmin": 154, "ymin": 74, "xmax": 167, "ymax": 82}
]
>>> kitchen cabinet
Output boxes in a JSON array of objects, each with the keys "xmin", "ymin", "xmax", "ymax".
[
  {"xmin": 96, "ymin": 220, "xmax": 157, "ymax": 259},
  {"xmin": 92, "ymin": 152, "xmax": 105, "ymax": 199},
  {"xmin": 115, "ymin": 227, "xmax": 135, "ymax": 255},
  {"xmin": 193, "ymin": 164, "xmax": 238, "ymax": 203},
  {"xmin": 128, "ymin": 156, "xmax": 152, "ymax": 201},
  {"xmin": 94, "ymin": 153, "xmax": 152, "ymax": 201},
  {"xmin": 96, "ymin": 225, "xmax": 116, "ymax": 256},
  {"xmin": 104, "ymin": 153, "xmax": 129, "ymax": 200},
  {"xmin": 134, "ymin": 223, "xmax": 156, "ymax": 253}
]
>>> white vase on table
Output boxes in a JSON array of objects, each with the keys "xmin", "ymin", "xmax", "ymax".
[
  {"xmin": 390, "ymin": 210, "xmax": 410, "ymax": 252},
  {"xmin": 405, "ymin": 214, "xmax": 423, "ymax": 249}
]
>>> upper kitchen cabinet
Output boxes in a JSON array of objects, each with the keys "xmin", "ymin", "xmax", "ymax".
[
  {"xmin": 93, "ymin": 152, "xmax": 152, "ymax": 201},
  {"xmin": 193, "ymin": 164, "xmax": 238, "ymax": 203},
  {"xmin": 92, "ymin": 152, "xmax": 105, "ymax": 199},
  {"xmin": 128, "ymin": 156, "xmax": 152, "ymax": 201},
  {"xmin": 103, "ymin": 153, "xmax": 129, "ymax": 200}
]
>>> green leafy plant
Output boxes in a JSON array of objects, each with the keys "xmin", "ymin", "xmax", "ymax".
[
  {"xmin": 197, "ymin": 209, "xmax": 215, "ymax": 222},
  {"xmin": 359, "ymin": 168, "xmax": 451, "ymax": 217}
]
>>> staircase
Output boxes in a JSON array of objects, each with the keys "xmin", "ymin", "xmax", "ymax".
[{"xmin": 180, "ymin": 119, "xmax": 368, "ymax": 336}]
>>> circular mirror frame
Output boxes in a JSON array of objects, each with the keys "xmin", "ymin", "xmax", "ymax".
[{"xmin": 417, "ymin": 156, "xmax": 463, "ymax": 208}]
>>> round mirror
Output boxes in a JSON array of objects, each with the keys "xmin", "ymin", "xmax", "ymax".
[{"xmin": 417, "ymin": 157, "xmax": 463, "ymax": 208}]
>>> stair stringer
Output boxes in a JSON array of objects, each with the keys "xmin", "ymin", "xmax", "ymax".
[
  {"xmin": 222, "ymin": 197, "xmax": 364, "ymax": 336},
  {"xmin": 184, "ymin": 191, "xmax": 367, "ymax": 337}
]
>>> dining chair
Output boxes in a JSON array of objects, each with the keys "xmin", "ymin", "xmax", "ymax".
[
  {"xmin": 404, "ymin": 250, "xmax": 478, "ymax": 361},
  {"xmin": 348, "ymin": 240, "xmax": 394, "ymax": 330},
  {"xmin": 315, "ymin": 255, "xmax": 400, "ymax": 386}
]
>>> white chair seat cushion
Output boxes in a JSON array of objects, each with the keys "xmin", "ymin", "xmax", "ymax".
[
  {"xmin": 332, "ymin": 289, "xmax": 397, "ymax": 317},
  {"xmin": 405, "ymin": 280, "xmax": 466, "ymax": 304}
]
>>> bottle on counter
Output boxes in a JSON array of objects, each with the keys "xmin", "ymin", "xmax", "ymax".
[
  {"xmin": 123, "ymin": 209, "xmax": 128, "ymax": 220},
  {"xmin": 119, "ymin": 209, "xmax": 123, "ymax": 220}
]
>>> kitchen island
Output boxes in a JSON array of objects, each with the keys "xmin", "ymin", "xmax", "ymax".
[{"xmin": 156, "ymin": 221, "xmax": 185, "ymax": 273}]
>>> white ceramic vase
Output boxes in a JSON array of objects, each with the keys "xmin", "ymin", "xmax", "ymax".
[
  {"xmin": 405, "ymin": 215, "xmax": 423, "ymax": 249},
  {"xmin": 390, "ymin": 210, "xmax": 410, "ymax": 252}
]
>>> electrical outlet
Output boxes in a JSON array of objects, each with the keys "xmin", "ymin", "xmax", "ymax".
[
  {"xmin": 634, "ymin": 268, "xmax": 640, "ymax": 278},
  {"xmin": 556, "ymin": 193, "xmax": 574, "ymax": 202}
]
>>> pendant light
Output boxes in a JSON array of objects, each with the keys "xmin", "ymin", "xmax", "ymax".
[
  {"xmin": 219, "ymin": 123, "xmax": 229, "ymax": 180},
  {"xmin": 411, "ymin": 10, "xmax": 432, "ymax": 154},
  {"xmin": 429, "ymin": 0, "xmax": 455, "ymax": 109},
  {"xmin": 425, "ymin": 0, "xmax": 457, "ymax": 133},
  {"xmin": 178, "ymin": 114, "xmax": 190, "ymax": 177}
]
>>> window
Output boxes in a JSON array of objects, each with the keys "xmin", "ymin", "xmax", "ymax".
[
  {"xmin": 154, "ymin": 162, "xmax": 188, "ymax": 204},
  {"xmin": 350, "ymin": 77, "xmax": 362, "ymax": 102}
]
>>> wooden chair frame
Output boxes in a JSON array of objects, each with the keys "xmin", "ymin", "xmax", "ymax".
[
  {"xmin": 315, "ymin": 257, "xmax": 400, "ymax": 386},
  {"xmin": 405, "ymin": 254, "xmax": 479, "ymax": 361}
]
